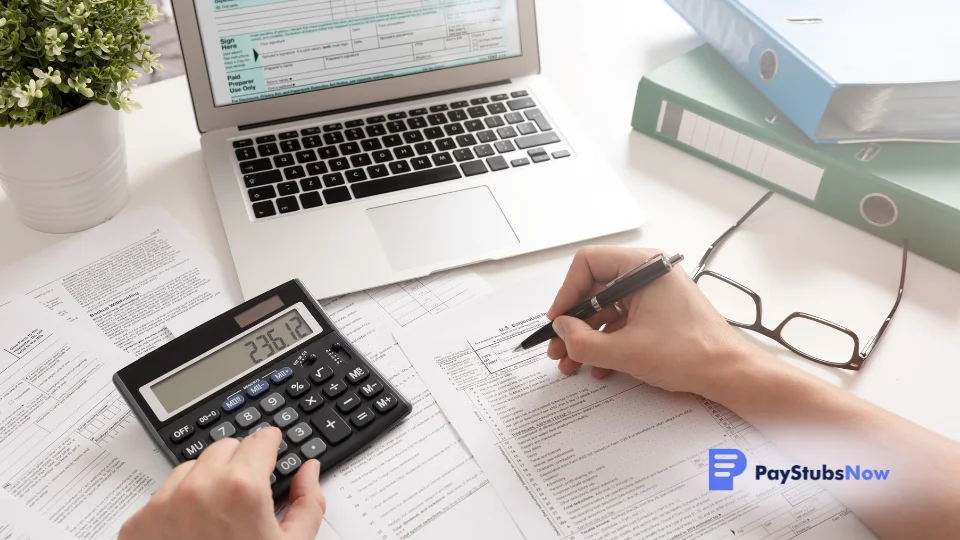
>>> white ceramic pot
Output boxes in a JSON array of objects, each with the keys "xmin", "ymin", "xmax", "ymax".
[{"xmin": 0, "ymin": 102, "xmax": 129, "ymax": 233}]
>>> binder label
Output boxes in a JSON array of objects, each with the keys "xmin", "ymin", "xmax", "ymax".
[{"xmin": 657, "ymin": 100, "xmax": 824, "ymax": 200}]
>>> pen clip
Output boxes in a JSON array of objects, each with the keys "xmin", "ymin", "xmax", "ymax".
[{"xmin": 607, "ymin": 253, "xmax": 665, "ymax": 287}]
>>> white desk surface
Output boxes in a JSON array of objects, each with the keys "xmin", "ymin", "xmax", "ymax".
[{"xmin": 2, "ymin": 0, "xmax": 958, "ymax": 449}]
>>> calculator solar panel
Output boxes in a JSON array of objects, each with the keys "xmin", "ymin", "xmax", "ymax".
[{"xmin": 113, "ymin": 280, "xmax": 411, "ymax": 500}]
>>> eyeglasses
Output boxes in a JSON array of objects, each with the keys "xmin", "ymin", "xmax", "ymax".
[{"xmin": 692, "ymin": 192, "xmax": 907, "ymax": 371}]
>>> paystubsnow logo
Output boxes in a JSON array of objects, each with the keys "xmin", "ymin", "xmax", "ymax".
[{"xmin": 708, "ymin": 448, "xmax": 890, "ymax": 491}]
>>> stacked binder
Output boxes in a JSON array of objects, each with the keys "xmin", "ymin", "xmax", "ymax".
[{"xmin": 632, "ymin": 1, "xmax": 960, "ymax": 272}]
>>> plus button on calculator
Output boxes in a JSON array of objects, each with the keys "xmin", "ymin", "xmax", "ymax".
[{"xmin": 114, "ymin": 280, "xmax": 411, "ymax": 500}]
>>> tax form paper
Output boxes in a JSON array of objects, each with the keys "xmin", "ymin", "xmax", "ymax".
[{"xmin": 396, "ymin": 278, "xmax": 876, "ymax": 540}]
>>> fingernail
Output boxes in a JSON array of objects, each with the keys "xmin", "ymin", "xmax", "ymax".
[{"xmin": 552, "ymin": 318, "xmax": 565, "ymax": 340}]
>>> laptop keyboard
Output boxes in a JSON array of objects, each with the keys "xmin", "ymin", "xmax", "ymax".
[{"xmin": 231, "ymin": 90, "xmax": 571, "ymax": 219}]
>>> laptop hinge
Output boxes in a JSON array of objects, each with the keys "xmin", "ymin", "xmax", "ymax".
[{"xmin": 239, "ymin": 80, "xmax": 512, "ymax": 132}]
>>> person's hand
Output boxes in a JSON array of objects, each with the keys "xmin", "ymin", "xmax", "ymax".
[
  {"xmin": 119, "ymin": 427, "xmax": 326, "ymax": 540},
  {"xmin": 546, "ymin": 246, "xmax": 760, "ymax": 397}
]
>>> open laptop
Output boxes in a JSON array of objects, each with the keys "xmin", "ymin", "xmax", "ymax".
[{"xmin": 172, "ymin": 0, "xmax": 645, "ymax": 299}]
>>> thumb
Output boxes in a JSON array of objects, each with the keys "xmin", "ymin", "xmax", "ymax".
[
  {"xmin": 280, "ymin": 460, "xmax": 327, "ymax": 540},
  {"xmin": 552, "ymin": 316, "xmax": 626, "ymax": 370}
]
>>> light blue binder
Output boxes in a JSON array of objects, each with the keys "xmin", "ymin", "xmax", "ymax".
[{"xmin": 665, "ymin": 0, "xmax": 960, "ymax": 144}]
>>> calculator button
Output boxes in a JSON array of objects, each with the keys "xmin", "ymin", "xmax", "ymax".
[
  {"xmin": 170, "ymin": 424, "xmax": 194, "ymax": 444},
  {"xmin": 286, "ymin": 379, "xmax": 310, "ymax": 398},
  {"xmin": 322, "ymin": 379, "xmax": 347, "ymax": 398},
  {"xmin": 337, "ymin": 393, "xmax": 361, "ymax": 413},
  {"xmin": 274, "ymin": 407, "xmax": 299, "ymax": 428},
  {"xmin": 301, "ymin": 438, "xmax": 327, "ymax": 459},
  {"xmin": 309, "ymin": 365, "xmax": 334, "ymax": 384},
  {"xmin": 222, "ymin": 394, "xmax": 245, "ymax": 413},
  {"xmin": 359, "ymin": 380, "xmax": 383, "ymax": 398},
  {"xmin": 373, "ymin": 393, "xmax": 399, "ymax": 413},
  {"xmin": 246, "ymin": 380, "xmax": 270, "ymax": 398},
  {"xmin": 236, "ymin": 407, "xmax": 262, "ymax": 428},
  {"xmin": 345, "ymin": 366, "xmax": 369, "ymax": 384},
  {"xmin": 276, "ymin": 454, "xmax": 303, "ymax": 477},
  {"xmin": 278, "ymin": 440, "xmax": 288, "ymax": 455},
  {"xmin": 286, "ymin": 422, "xmax": 313, "ymax": 444},
  {"xmin": 260, "ymin": 393, "xmax": 286, "ymax": 413},
  {"xmin": 351, "ymin": 408, "xmax": 375, "ymax": 429},
  {"xmin": 210, "ymin": 421, "xmax": 236, "ymax": 441},
  {"xmin": 196, "ymin": 409, "xmax": 220, "ymax": 428},
  {"xmin": 270, "ymin": 473, "xmax": 277, "ymax": 485},
  {"xmin": 181, "ymin": 438, "xmax": 207, "ymax": 460},
  {"xmin": 299, "ymin": 393, "xmax": 324, "ymax": 413},
  {"xmin": 248, "ymin": 422, "xmax": 271, "ymax": 435},
  {"xmin": 311, "ymin": 409, "xmax": 352, "ymax": 445},
  {"xmin": 270, "ymin": 367, "xmax": 294, "ymax": 384}
]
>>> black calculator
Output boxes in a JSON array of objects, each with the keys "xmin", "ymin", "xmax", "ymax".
[{"xmin": 114, "ymin": 280, "xmax": 411, "ymax": 499}]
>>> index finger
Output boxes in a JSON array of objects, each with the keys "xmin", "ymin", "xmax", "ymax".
[
  {"xmin": 231, "ymin": 426, "xmax": 282, "ymax": 477},
  {"xmin": 548, "ymin": 247, "xmax": 660, "ymax": 319}
]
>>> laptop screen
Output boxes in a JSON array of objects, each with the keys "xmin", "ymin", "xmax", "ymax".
[{"xmin": 194, "ymin": 0, "xmax": 523, "ymax": 107}]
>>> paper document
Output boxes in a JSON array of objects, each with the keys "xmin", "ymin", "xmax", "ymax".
[
  {"xmin": 0, "ymin": 206, "xmax": 241, "ymax": 355},
  {"xmin": 0, "ymin": 492, "xmax": 74, "ymax": 540},
  {"xmin": 0, "ymin": 298, "xmax": 172, "ymax": 539},
  {"xmin": 314, "ymin": 270, "xmax": 524, "ymax": 540},
  {"xmin": 0, "ymin": 208, "xmax": 344, "ymax": 540},
  {"xmin": 396, "ymin": 277, "xmax": 876, "ymax": 540}
]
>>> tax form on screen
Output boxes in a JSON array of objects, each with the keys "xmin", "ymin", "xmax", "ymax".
[
  {"xmin": 395, "ymin": 277, "xmax": 878, "ymax": 540},
  {"xmin": 194, "ymin": 0, "xmax": 523, "ymax": 106}
]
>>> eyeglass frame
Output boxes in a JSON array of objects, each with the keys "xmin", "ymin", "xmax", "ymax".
[{"xmin": 691, "ymin": 191, "xmax": 908, "ymax": 371}]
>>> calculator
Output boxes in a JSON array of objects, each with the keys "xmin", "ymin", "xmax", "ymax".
[{"xmin": 113, "ymin": 280, "xmax": 411, "ymax": 499}]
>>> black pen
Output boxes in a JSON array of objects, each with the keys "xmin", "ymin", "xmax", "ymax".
[{"xmin": 514, "ymin": 253, "xmax": 684, "ymax": 351}]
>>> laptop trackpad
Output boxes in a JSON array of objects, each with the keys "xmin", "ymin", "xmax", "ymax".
[{"xmin": 367, "ymin": 187, "xmax": 519, "ymax": 271}]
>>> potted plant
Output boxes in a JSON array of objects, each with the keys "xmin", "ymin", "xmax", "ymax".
[{"xmin": 0, "ymin": 0, "xmax": 162, "ymax": 233}]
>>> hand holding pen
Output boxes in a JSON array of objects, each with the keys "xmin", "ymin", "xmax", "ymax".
[
  {"xmin": 516, "ymin": 250, "xmax": 683, "ymax": 351},
  {"xmin": 527, "ymin": 246, "xmax": 750, "ymax": 394}
]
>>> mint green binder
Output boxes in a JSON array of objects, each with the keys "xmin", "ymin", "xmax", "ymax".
[{"xmin": 632, "ymin": 46, "xmax": 960, "ymax": 273}]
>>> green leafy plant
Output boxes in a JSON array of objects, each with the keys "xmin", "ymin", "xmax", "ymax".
[{"xmin": 0, "ymin": 0, "xmax": 162, "ymax": 127}]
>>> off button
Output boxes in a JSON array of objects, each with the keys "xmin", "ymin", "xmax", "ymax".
[{"xmin": 170, "ymin": 424, "xmax": 194, "ymax": 443}]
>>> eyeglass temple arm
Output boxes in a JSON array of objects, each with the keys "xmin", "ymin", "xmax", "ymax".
[
  {"xmin": 694, "ymin": 191, "xmax": 775, "ymax": 275},
  {"xmin": 860, "ymin": 241, "xmax": 909, "ymax": 359}
]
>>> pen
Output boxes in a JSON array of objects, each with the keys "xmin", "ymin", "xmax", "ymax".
[{"xmin": 514, "ymin": 253, "xmax": 684, "ymax": 351}]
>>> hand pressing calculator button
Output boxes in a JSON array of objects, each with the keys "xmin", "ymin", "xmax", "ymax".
[
  {"xmin": 276, "ymin": 454, "xmax": 302, "ymax": 476},
  {"xmin": 114, "ymin": 279, "xmax": 411, "ymax": 502}
]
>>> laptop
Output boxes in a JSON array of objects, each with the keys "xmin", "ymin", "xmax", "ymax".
[{"xmin": 172, "ymin": 0, "xmax": 646, "ymax": 299}]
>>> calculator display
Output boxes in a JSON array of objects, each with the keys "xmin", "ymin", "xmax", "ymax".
[{"xmin": 151, "ymin": 309, "xmax": 314, "ymax": 412}]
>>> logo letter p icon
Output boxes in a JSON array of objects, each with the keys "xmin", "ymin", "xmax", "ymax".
[{"xmin": 708, "ymin": 449, "xmax": 747, "ymax": 491}]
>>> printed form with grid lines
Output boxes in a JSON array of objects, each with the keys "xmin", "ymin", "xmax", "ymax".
[{"xmin": 395, "ymin": 275, "xmax": 878, "ymax": 540}]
